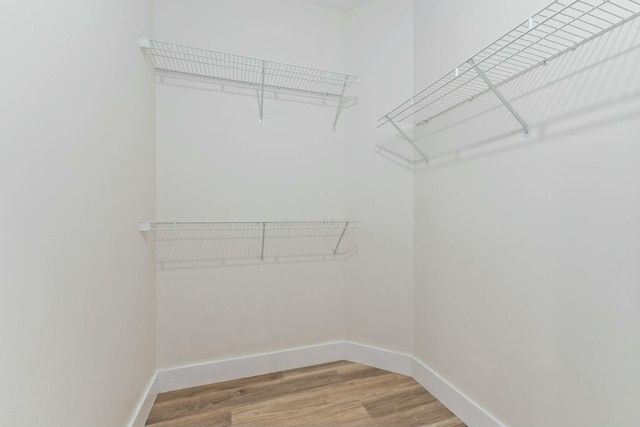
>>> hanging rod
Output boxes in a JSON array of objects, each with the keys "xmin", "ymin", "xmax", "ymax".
[
  {"xmin": 139, "ymin": 37, "xmax": 359, "ymax": 129},
  {"xmin": 379, "ymin": 0, "xmax": 640, "ymax": 131}
]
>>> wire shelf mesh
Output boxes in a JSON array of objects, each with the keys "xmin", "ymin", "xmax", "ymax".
[
  {"xmin": 141, "ymin": 38, "xmax": 359, "ymax": 98},
  {"xmin": 379, "ymin": 0, "xmax": 640, "ymax": 126},
  {"xmin": 376, "ymin": 9, "xmax": 640, "ymax": 169},
  {"xmin": 140, "ymin": 220, "xmax": 360, "ymax": 268}
]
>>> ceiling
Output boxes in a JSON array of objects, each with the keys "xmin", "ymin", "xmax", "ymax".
[{"xmin": 299, "ymin": 0, "xmax": 377, "ymax": 12}]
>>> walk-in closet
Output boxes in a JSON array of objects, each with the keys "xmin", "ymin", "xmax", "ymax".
[{"xmin": 3, "ymin": 0, "xmax": 640, "ymax": 426}]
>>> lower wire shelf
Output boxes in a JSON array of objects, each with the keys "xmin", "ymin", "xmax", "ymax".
[{"xmin": 139, "ymin": 220, "xmax": 360, "ymax": 268}]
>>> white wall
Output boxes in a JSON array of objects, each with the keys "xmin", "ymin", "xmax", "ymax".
[
  {"xmin": 0, "ymin": 0, "xmax": 156, "ymax": 426},
  {"xmin": 412, "ymin": 1, "xmax": 640, "ymax": 426},
  {"xmin": 155, "ymin": 0, "xmax": 349, "ymax": 369},
  {"xmin": 154, "ymin": 0, "xmax": 416, "ymax": 376},
  {"xmin": 344, "ymin": 0, "xmax": 415, "ymax": 354}
]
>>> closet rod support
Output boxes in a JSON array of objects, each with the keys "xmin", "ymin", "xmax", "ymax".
[
  {"xmin": 386, "ymin": 117, "xmax": 429, "ymax": 163},
  {"xmin": 333, "ymin": 221, "xmax": 350, "ymax": 255},
  {"xmin": 468, "ymin": 59, "xmax": 529, "ymax": 135}
]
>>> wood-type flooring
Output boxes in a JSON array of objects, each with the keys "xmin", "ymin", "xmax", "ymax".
[{"xmin": 146, "ymin": 360, "xmax": 467, "ymax": 427}]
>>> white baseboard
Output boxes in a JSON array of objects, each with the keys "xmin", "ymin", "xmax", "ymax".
[
  {"xmin": 158, "ymin": 342, "xmax": 345, "ymax": 392},
  {"xmin": 151, "ymin": 342, "xmax": 500, "ymax": 427},
  {"xmin": 129, "ymin": 373, "xmax": 158, "ymax": 427},
  {"xmin": 157, "ymin": 341, "xmax": 412, "ymax": 393},
  {"xmin": 344, "ymin": 341, "xmax": 413, "ymax": 376},
  {"xmin": 412, "ymin": 358, "xmax": 504, "ymax": 427}
]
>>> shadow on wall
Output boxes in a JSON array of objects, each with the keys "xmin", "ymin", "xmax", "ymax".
[{"xmin": 376, "ymin": 12, "xmax": 640, "ymax": 171}]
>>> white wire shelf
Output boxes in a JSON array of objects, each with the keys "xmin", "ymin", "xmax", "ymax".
[
  {"xmin": 139, "ymin": 220, "xmax": 360, "ymax": 268},
  {"xmin": 139, "ymin": 37, "xmax": 360, "ymax": 129},
  {"xmin": 379, "ymin": 0, "xmax": 640, "ymax": 161}
]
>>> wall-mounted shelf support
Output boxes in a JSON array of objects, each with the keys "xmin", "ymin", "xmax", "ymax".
[
  {"xmin": 386, "ymin": 117, "xmax": 429, "ymax": 163},
  {"xmin": 260, "ymin": 222, "xmax": 266, "ymax": 261},
  {"xmin": 333, "ymin": 221, "xmax": 350, "ymax": 255},
  {"xmin": 468, "ymin": 59, "xmax": 530, "ymax": 136},
  {"xmin": 332, "ymin": 78, "xmax": 349, "ymax": 131},
  {"xmin": 258, "ymin": 62, "xmax": 266, "ymax": 124}
]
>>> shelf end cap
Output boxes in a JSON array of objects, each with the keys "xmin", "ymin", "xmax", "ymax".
[{"xmin": 139, "ymin": 36, "xmax": 151, "ymax": 48}]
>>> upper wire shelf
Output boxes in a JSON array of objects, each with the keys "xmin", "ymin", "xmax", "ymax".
[
  {"xmin": 139, "ymin": 220, "xmax": 360, "ymax": 268},
  {"xmin": 139, "ymin": 37, "xmax": 360, "ymax": 129},
  {"xmin": 379, "ymin": 0, "xmax": 640, "ymax": 132}
]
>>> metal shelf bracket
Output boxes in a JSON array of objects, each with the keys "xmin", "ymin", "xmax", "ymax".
[
  {"xmin": 468, "ymin": 59, "xmax": 530, "ymax": 136},
  {"xmin": 386, "ymin": 117, "xmax": 429, "ymax": 163},
  {"xmin": 332, "ymin": 77, "xmax": 349, "ymax": 131},
  {"xmin": 261, "ymin": 221, "xmax": 266, "ymax": 261},
  {"xmin": 333, "ymin": 221, "xmax": 349, "ymax": 255},
  {"xmin": 258, "ymin": 61, "xmax": 266, "ymax": 124}
]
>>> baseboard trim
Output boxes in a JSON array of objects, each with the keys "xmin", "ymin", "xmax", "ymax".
[
  {"xmin": 158, "ymin": 342, "xmax": 345, "ymax": 392},
  {"xmin": 129, "ymin": 372, "xmax": 158, "ymax": 427},
  {"xmin": 412, "ymin": 358, "xmax": 504, "ymax": 427},
  {"xmin": 153, "ymin": 343, "xmax": 500, "ymax": 427},
  {"xmin": 344, "ymin": 341, "xmax": 413, "ymax": 376}
]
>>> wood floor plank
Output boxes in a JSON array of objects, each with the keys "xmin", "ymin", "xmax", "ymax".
[
  {"xmin": 335, "ymin": 364, "xmax": 393, "ymax": 382},
  {"xmin": 153, "ymin": 372, "xmax": 283, "ymax": 405},
  {"xmin": 367, "ymin": 399, "xmax": 464, "ymax": 427},
  {"xmin": 417, "ymin": 418, "xmax": 468, "ymax": 427},
  {"xmin": 281, "ymin": 360, "xmax": 353, "ymax": 378},
  {"xmin": 232, "ymin": 398, "xmax": 373, "ymax": 427},
  {"xmin": 340, "ymin": 377, "xmax": 416, "ymax": 403},
  {"xmin": 147, "ymin": 370, "xmax": 343, "ymax": 425},
  {"xmin": 225, "ymin": 374, "xmax": 386, "ymax": 424},
  {"xmin": 147, "ymin": 409, "xmax": 231, "ymax": 427},
  {"xmin": 146, "ymin": 361, "xmax": 466, "ymax": 427},
  {"xmin": 362, "ymin": 384, "xmax": 435, "ymax": 418},
  {"xmin": 146, "ymin": 390, "xmax": 234, "ymax": 426}
]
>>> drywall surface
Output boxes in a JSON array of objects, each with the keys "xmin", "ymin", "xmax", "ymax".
[
  {"xmin": 0, "ymin": 1, "xmax": 156, "ymax": 426},
  {"xmin": 155, "ymin": 0, "xmax": 349, "ymax": 368},
  {"xmin": 344, "ymin": 0, "xmax": 415, "ymax": 354},
  {"xmin": 412, "ymin": 1, "xmax": 640, "ymax": 426}
]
